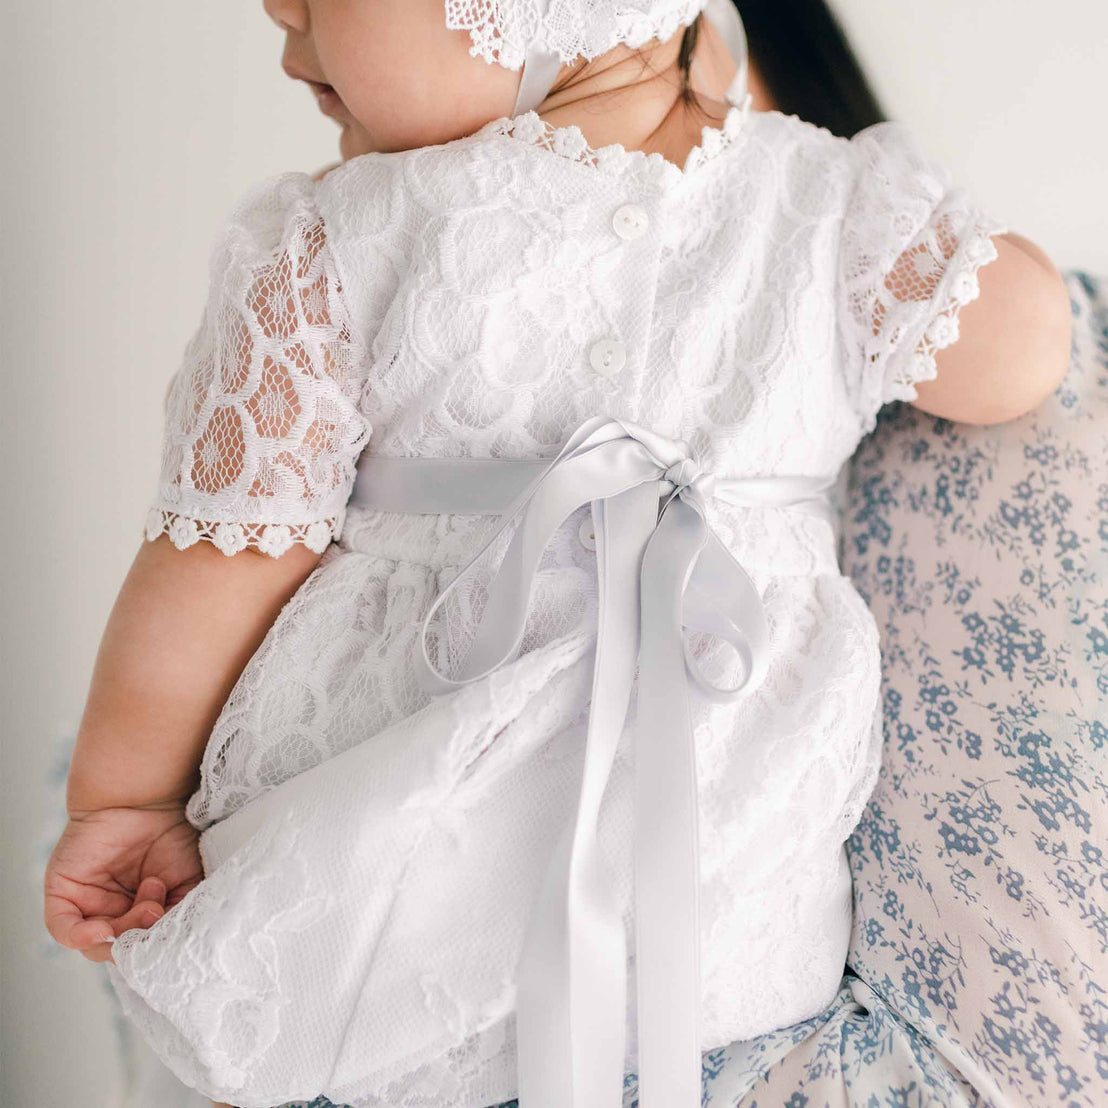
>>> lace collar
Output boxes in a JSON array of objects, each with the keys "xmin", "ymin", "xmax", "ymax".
[{"xmin": 475, "ymin": 89, "xmax": 753, "ymax": 191}]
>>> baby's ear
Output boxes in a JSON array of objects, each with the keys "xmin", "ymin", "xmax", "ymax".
[{"xmin": 311, "ymin": 161, "xmax": 342, "ymax": 183}]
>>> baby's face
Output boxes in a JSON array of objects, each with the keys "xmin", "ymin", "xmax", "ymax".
[{"xmin": 264, "ymin": 0, "xmax": 521, "ymax": 161}]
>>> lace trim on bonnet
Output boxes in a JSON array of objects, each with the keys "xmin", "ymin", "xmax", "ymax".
[{"xmin": 445, "ymin": 0, "xmax": 710, "ymax": 70}]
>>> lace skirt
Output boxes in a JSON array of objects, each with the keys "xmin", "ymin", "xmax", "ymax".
[
  {"xmin": 101, "ymin": 494, "xmax": 887, "ymax": 1106},
  {"xmin": 95, "ymin": 958, "xmax": 985, "ymax": 1107}
]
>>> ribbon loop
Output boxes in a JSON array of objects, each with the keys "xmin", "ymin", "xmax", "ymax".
[{"xmin": 346, "ymin": 413, "xmax": 837, "ymax": 1108}]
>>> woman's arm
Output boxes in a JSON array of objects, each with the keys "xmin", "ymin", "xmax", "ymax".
[
  {"xmin": 909, "ymin": 232, "xmax": 1073, "ymax": 426},
  {"xmin": 65, "ymin": 536, "xmax": 323, "ymax": 815}
]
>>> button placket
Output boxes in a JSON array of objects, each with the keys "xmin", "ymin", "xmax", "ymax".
[
  {"xmin": 611, "ymin": 202, "xmax": 649, "ymax": 241},
  {"xmin": 588, "ymin": 337, "xmax": 627, "ymax": 377},
  {"xmin": 585, "ymin": 199, "xmax": 651, "ymax": 390}
]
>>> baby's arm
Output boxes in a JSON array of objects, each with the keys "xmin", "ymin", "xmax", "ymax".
[
  {"xmin": 66, "ymin": 168, "xmax": 368, "ymax": 812},
  {"xmin": 48, "ymin": 171, "xmax": 366, "ymax": 965},
  {"xmin": 66, "ymin": 535, "xmax": 322, "ymax": 815},
  {"xmin": 839, "ymin": 126, "xmax": 1074, "ymax": 432},
  {"xmin": 909, "ymin": 231, "xmax": 1072, "ymax": 426}
]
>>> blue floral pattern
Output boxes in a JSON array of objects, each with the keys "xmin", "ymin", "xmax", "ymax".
[
  {"xmin": 35, "ymin": 273, "xmax": 1106, "ymax": 1107},
  {"xmin": 829, "ymin": 268, "xmax": 1108, "ymax": 1107}
]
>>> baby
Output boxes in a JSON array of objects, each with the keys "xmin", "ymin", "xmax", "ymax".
[{"xmin": 44, "ymin": 2, "xmax": 1072, "ymax": 1107}]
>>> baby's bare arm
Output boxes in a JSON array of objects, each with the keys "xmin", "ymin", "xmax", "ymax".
[
  {"xmin": 911, "ymin": 232, "xmax": 1072, "ymax": 426},
  {"xmin": 66, "ymin": 535, "xmax": 323, "ymax": 815}
]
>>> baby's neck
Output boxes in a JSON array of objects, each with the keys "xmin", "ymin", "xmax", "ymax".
[{"xmin": 533, "ymin": 15, "xmax": 739, "ymax": 170}]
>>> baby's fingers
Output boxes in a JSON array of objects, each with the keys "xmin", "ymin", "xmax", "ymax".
[
  {"xmin": 45, "ymin": 877, "xmax": 169, "ymax": 964},
  {"xmin": 44, "ymin": 903, "xmax": 117, "ymax": 954},
  {"xmin": 89, "ymin": 895, "xmax": 169, "ymax": 965}
]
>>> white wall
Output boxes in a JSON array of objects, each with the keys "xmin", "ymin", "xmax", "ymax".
[
  {"xmin": 2, "ymin": 2, "xmax": 1104, "ymax": 1105},
  {"xmin": 2, "ymin": 5, "xmax": 332, "ymax": 1104},
  {"xmin": 831, "ymin": 0, "xmax": 1108, "ymax": 274}
]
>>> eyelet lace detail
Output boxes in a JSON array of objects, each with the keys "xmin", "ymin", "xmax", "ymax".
[{"xmin": 476, "ymin": 91, "xmax": 752, "ymax": 189}]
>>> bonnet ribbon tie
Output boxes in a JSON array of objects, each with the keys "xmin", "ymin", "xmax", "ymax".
[{"xmin": 348, "ymin": 414, "xmax": 838, "ymax": 1108}]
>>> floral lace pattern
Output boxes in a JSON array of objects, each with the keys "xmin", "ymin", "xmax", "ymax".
[
  {"xmin": 444, "ymin": 0, "xmax": 709, "ymax": 70},
  {"xmin": 113, "ymin": 108, "xmax": 1011, "ymax": 1106},
  {"xmin": 259, "ymin": 279, "xmax": 1108, "ymax": 1108},
  {"xmin": 838, "ymin": 121, "xmax": 1009, "ymax": 432},
  {"xmin": 144, "ymin": 172, "xmax": 370, "ymax": 557},
  {"xmin": 83, "ymin": 274, "xmax": 1106, "ymax": 1108},
  {"xmin": 107, "ymin": 811, "xmax": 335, "ymax": 1100}
]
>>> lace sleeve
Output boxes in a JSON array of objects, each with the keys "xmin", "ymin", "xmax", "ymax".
[
  {"xmin": 143, "ymin": 172, "xmax": 371, "ymax": 557},
  {"xmin": 837, "ymin": 121, "xmax": 1009, "ymax": 434}
]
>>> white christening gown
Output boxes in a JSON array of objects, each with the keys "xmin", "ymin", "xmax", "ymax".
[{"xmin": 105, "ymin": 81, "xmax": 1006, "ymax": 1108}]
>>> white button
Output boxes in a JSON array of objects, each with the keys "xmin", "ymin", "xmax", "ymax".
[
  {"xmin": 588, "ymin": 337, "xmax": 626, "ymax": 377},
  {"xmin": 612, "ymin": 203, "xmax": 649, "ymax": 241},
  {"xmin": 578, "ymin": 516, "xmax": 597, "ymax": 551}
]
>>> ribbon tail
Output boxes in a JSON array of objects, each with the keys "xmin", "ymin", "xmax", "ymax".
[
  {"xmin": 515, "ymin": 484, "xmax": 659, "ymax": 1108},
  {"xmin": 634, "ymin": 495, "xmax": 706, "ymax": 1108},
  {"xmin": 680, "ymin": 531, "xmax": 771, "ymax": 702}
]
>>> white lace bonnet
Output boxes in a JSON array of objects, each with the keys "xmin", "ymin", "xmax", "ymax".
[{"xmin": 445, "ymin": 0, "xmax": 750, "ymax": 115}]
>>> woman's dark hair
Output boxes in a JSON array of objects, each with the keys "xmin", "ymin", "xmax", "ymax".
[{"xmin": 675, "ymin": 0, "xmax": 886, "ymax": 138}]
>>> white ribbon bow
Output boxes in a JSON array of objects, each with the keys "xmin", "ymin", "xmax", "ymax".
[{"xmin": 348, "ymin": 413, "xmax": 838, "ymax": 1107}]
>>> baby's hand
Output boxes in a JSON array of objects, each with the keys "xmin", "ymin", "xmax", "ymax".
[{"xmin": 43, "ymin": 804, "xmax": 204, "ymax": 964}]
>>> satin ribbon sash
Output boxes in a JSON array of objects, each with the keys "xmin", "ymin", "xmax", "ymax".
[{"xmin": 347, "ymin": 414, "xmax": 839, "ymax": 1108}]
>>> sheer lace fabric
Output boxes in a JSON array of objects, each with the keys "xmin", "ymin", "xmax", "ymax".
[
  {"xmin": 112, "ymin": 107, "xmax": 1007, "ymax": 1107},
  {"xmin": 144, "ymin": 174, "xmax": 371, "ymax": 557},
  {"xmin": 838, "ymin": 121, "xmax": 1007, "ymax": 433}
]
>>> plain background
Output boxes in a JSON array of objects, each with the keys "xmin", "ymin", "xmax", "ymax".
[{"xmin": 2, "ymin": 2, "xmax": 1105, "ymax": 1104}]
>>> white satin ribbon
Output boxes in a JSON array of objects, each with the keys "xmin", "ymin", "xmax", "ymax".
[
  {"xmin": 511, "ymin": 0, "xmax": 562, "ymax": 116},
  {"xmin": 348, "ymin": 414, "xmax": 838, "ymax": 1107},
  {"xmin": 513, "ymin": 41, "xmax": 563, "ymax": 115},
  {"xmin": 703, "ymin": 0, "xmax": 749, "ymax": 101}
]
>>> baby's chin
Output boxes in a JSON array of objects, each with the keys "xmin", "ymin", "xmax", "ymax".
[
  {"xmin": 335, "ymin": 107, "xmax": 509, "ymax": 160},
  {"xmin": 337, "ymin": 122, "xmax": 376, "ymax": 162},
  {"xmin": 335, "ymin": 124, "xmax": 425, "ymax": 161}
]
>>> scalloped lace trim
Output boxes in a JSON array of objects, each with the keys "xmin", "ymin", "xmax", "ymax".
[
  {"xmin": 445, "ymin": 0, "xmax": 710, "ymax": 70},
  {"xmin": 477, "ymin": 90, "xmax": 752, "ymax": 188},
  {"xmin": 144, "ymin": 506, "xmax": 343, "ymax": 557},
  {"xmin": 884, "ymin": 211, "xmax": 1010, "ymax": 406}
]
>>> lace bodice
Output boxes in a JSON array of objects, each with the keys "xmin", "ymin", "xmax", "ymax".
[
  {"xmin": 143, "ymin": 98, "xmax": 1004, "ymax": 560},
  {"xmin": 110, "ymin": 100, "xmax": 1008, "ymax": 1108}
]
